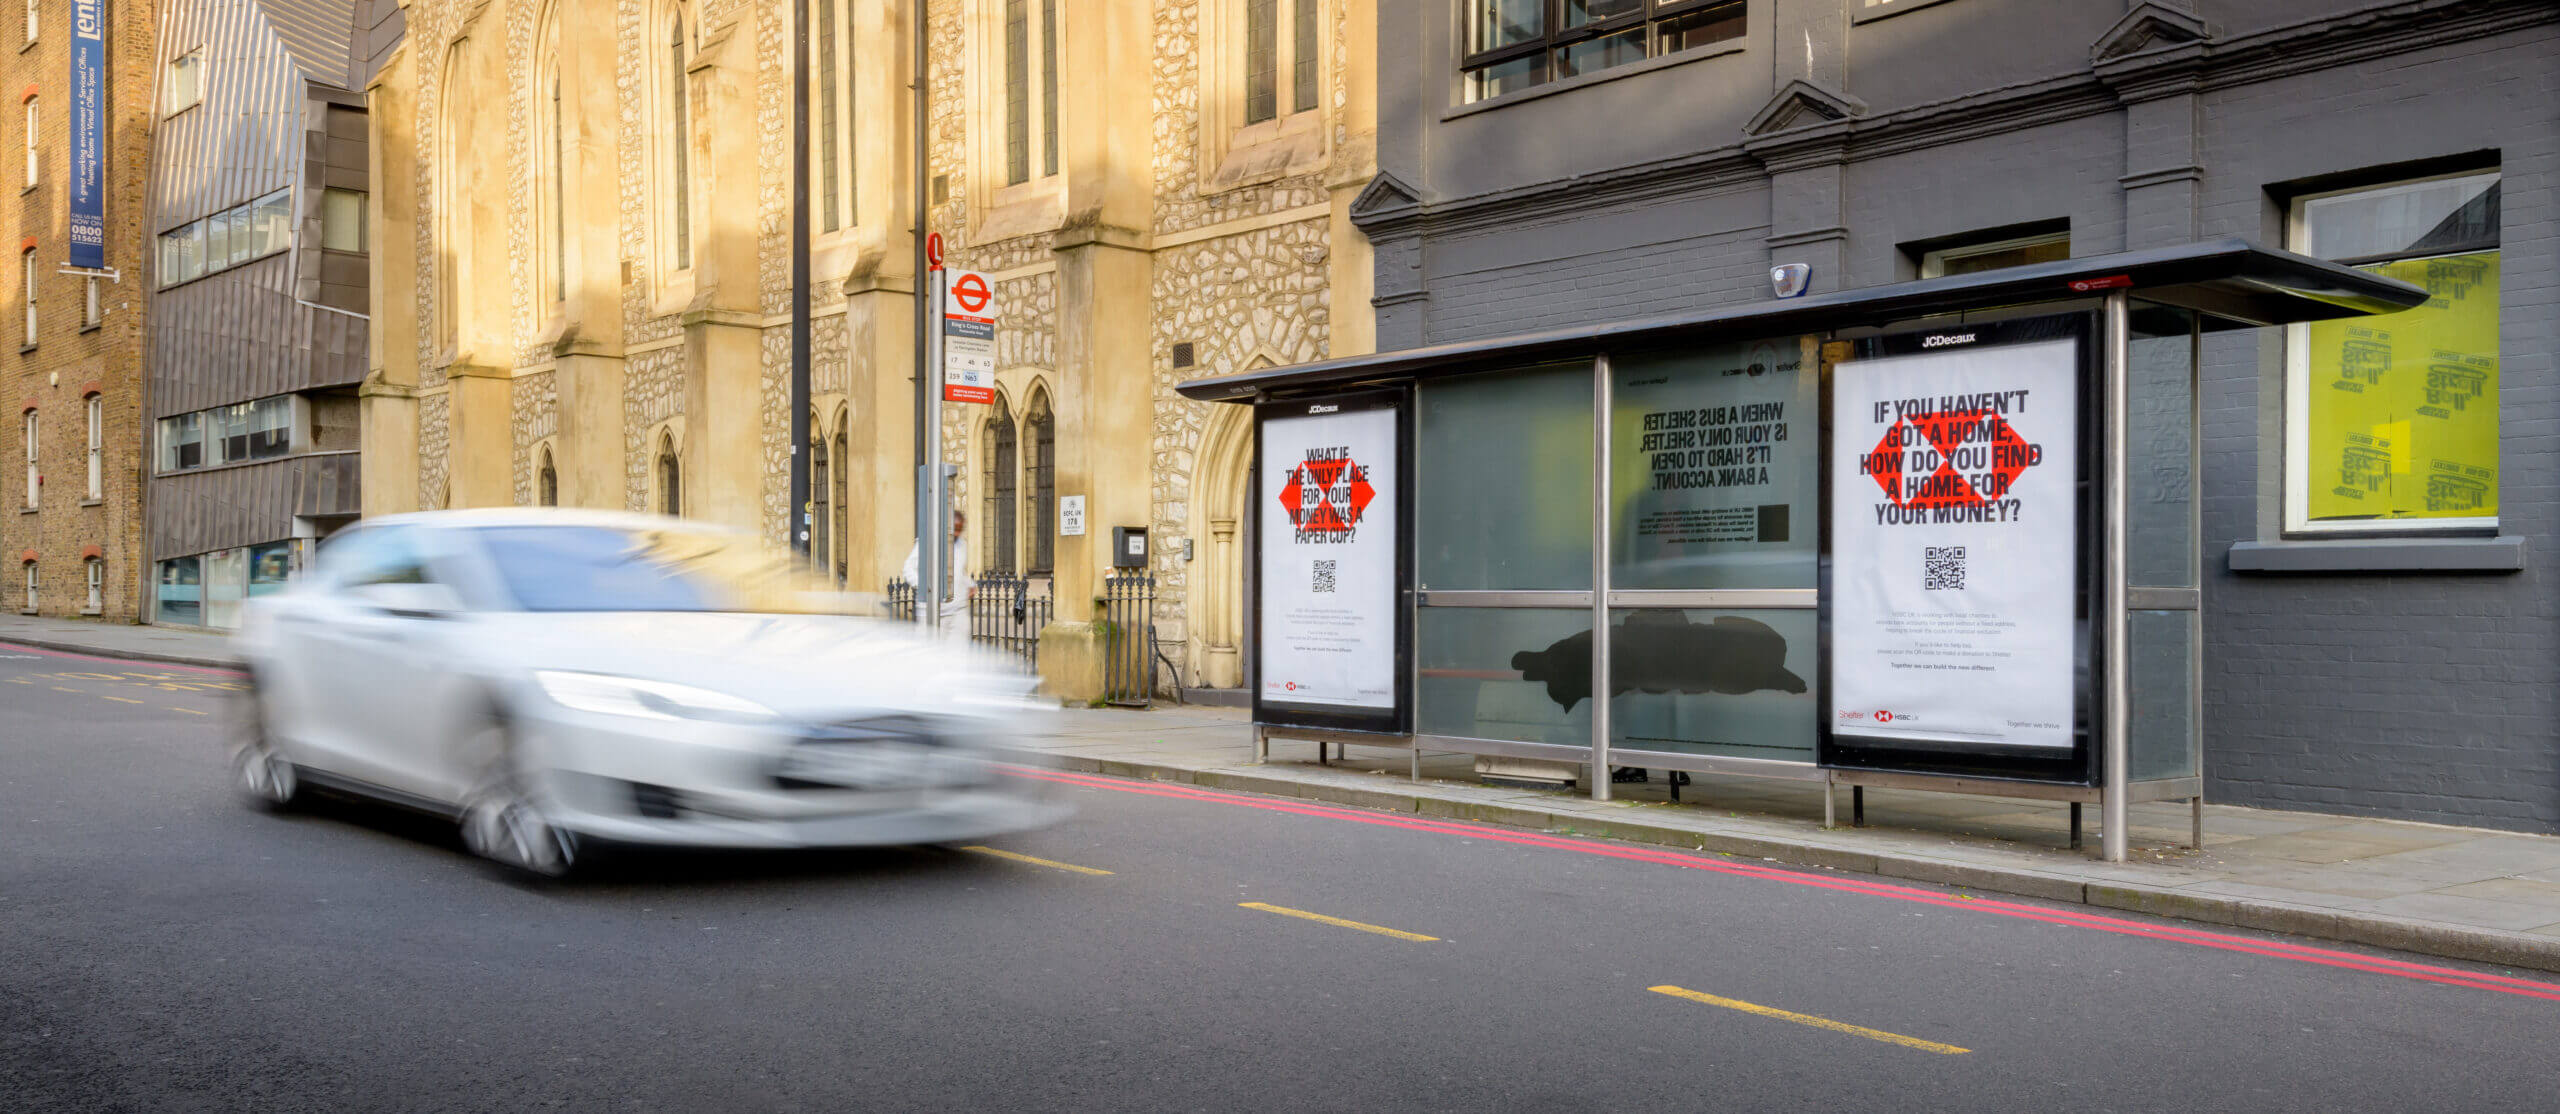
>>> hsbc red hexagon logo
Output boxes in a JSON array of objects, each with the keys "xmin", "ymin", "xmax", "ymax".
[
  {"xmin": 1859, "ymin": 409, "xmax": 2039, "ymax": 510},
  {"xmin": 1874, "ymin": 710, "xmax": 1894, "ymax": 723},
  {"xmin": 1278, "ymin": 454, "xmax": 1376, "ymax": 534}
]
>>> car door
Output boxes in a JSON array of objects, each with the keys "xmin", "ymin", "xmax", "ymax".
[{"xmin": 272, "ymin": 526, "xmax": 450, "ymax": 797}]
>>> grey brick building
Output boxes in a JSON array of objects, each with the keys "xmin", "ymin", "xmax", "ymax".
[{"xmin": 1355, "ymin": 0, "xmax": 2555, "ymax": 831}]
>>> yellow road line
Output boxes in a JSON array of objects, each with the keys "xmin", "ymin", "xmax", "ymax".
[
  {"xmin": 51, "ymin": 686, "xmax": 82, "ymax": 693},
  {"xmin": 169, "ymin": 707, "xmax": 208, "ymax": 715},
  {"xmin": 101, "ymin": 695, "xmax": 143, "ymax": 704},
  {"xmin": 958, "ymin": 845, "xmax": 1114, "ymax": 876},
  {"xmin": 1648, "ymin": 986, "xmax": 1969, "ymax": 1055},
  {"xmin": 1239, "ymin": 902, "xmax": 1438, "ymax": 942}
]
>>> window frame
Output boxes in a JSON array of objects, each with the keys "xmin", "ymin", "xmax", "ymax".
[
  {"xmin": 2282, "ymin": 169, "xmax": 2501, "ymax": 537},
  {"xmin": 1916, "ymin": 229, "xmax": 2071, "ymax": 280},
  {"xmin": 1459, "ymin": 0, "xmax": 1745, "ymax": 104},
  {"xmin": 1245, "ymin": 0, "xmax": 1325, "ymax": 125},
  {"xmin": 22, "ymin": 0, "xmax": 35, "ymax": 47},
  {"xmin": 21, "ymin": 95, "xmax": 35, "ymax": 189},
  {"xmin": 20, "ymin": 560, "xmax": 31, "ymax": 612},
  {"xmin": 84, "ymin": 392, "xmax": 100, "ymax": 500},
  {"xmin": 809, "ymin": 0, "xmax": 855, "ymax": 234},
  {"xmin": 19, "ymin": 245, "xmax": 33, "ymax": 347},
  {"xmin": 22, "ymin": 407, "xmax": 36, "ymax": 508},
  {"xmin": 997, "ymin": 0, "xmax": 1060, "ymax": 188},
  {"xmin": 84, "ymin": 556, "xmax": 102, "ymax": 614},
  {"xmin": 322, "ymin": 188, "xmax": 368, "ymax": 253},
  {"xmin": 165, "ymin": 49, "xmax": 203, "ymax": 116},
  {"xmin": 982, "ymin": 395, "xmax": 1018, "ymax": 576}
]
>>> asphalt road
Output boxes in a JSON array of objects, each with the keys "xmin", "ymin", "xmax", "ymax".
[{"xmin": 5, "ymin": 639, "xmax": 2558, "ymax": 1112}]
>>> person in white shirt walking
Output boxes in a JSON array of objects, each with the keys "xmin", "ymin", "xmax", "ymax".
[{"xmin": 900, "ymin": 509, "xmax": 975, "ymax": 636}]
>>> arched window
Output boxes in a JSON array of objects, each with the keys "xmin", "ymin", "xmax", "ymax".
[
  {"xmin": 537, "ymin": 446, "xmax": 558, "ymax": 506},
  {"xmin": 1024, "ymin": 390, "xmax": 1054, "ymax": 574},
  {"xmin": 812, "ymin": 0, "xmax": 852, "ymax": 232},
  {"xmin": 810, "ymin": 426, "xmax": 831, "ymax": 575},
  {"xmin": 667, "ymin": 11, "xmax": 692, "ymax": 270},
  {"xmin": 830, "ymin": 412, "xmax": 849, "ymax": 587},
  {"xmin": 656, "ymin": 432, "xmax": 681, "ymax": 516},
  {"xmin": 536, "ymin": 9, "xmax": 564, "ymax": 307},
  {"xmin": 549, "ymin": 74, "xmax": 565, "ymax": 303},
  {"xmin": 982, "ymin": 396, "xmax": 1016, "ymax": 575},
  {"xmin": 1002, "ymin": 0, "xmax": 1060, "ymax": 184}
]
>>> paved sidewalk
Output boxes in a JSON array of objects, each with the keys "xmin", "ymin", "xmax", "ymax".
[
  {"xmin": 1018, "ymin": 704, "xmax": 2560, "ymax": 973},
  {"xmin": 12, "ymin": 611, "xmax": 2560, "ymax": 973},
  {"xmin": 0, "ymin": 613, "xmax": 238, "ymax": 669}
]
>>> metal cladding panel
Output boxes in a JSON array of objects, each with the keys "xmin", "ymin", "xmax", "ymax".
[
  {"xmin": 252, "ymin": 0, "xmax": 362, "ymax": 89},
  {"xmin": 153, "ymin": 0, "xmax": 306, "ymax": 227}
]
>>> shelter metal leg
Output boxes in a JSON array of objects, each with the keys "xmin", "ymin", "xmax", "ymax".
[
  {"xmin": 2070, "ymin": 802, "xmax": 2083, "ymax": 852},
  {"xmin": 1823, "ymin": 779, "xmax": 1835, "ymax": 830},
  {"xmin": 2191, "ymin": 796, "xmax": 2204, "ymax": 850},
  {"xmin": 1852, "ymin": 786, "xmax": 1865, "ymax": 828},
  {"xmin": 1410, "ymin": 748, "xmax": 1420, "ymax": 782},
  {"xmin": 1253, "ymin": 725, "xmax": 1268, "ymax": 765}
]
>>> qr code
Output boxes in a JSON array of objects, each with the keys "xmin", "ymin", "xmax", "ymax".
[
  {"xmin": 1924, "ymin": 546, "xmax": 1967, "ymax": 591},
  {"xmin": 1312, "ymin": 559, "xmax": 1337, "ymax": 594}
]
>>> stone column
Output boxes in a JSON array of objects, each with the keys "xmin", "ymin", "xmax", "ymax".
[
  {"xmin": 552, "ymin": 0, "xmax": 628, "ymax": 509},
  {"xmin": 440, "ymin": 18, "xmax": 514, "ymax": 509},
  {"xmin": 675, "ymin": 19, "xmax": 766, "ymax": 534},
  {"xmin": 360, "ymin": 44, "xmax": 419, "ymax": 516}
]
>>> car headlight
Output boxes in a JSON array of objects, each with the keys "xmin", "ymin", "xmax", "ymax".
[{"xmin": 533, "ymin": 671, "xmax": 777, "ymax": 724}]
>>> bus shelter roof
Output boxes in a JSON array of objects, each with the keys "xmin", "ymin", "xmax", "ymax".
[{"xmin": 1175, "ymin": 238, "xmax": 2426, "ymax": 403}]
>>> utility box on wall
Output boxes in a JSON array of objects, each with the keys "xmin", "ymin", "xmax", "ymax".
[{"xmin": 1111, "ymin": 526, "xmax": 1148, "ymax": 569}]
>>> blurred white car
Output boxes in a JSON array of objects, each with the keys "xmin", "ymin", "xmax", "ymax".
[{"xmin": 229, "ymin": 509, "xmax": 1066, "ymax": 877}]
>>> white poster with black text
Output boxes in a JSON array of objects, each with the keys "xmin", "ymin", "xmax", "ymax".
[
  {"xmin": 1830, "ymin": 336, "xmax": 2078, "ymax": 750},
  {"xmin": 1259, "ymin": 402, "xmax": 1397, "ymax": 711}
]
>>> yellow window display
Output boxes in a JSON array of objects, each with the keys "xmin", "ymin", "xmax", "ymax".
[{"xmin": 2299, "ymin": 252, "xmax": 2498, "ymax": 524}]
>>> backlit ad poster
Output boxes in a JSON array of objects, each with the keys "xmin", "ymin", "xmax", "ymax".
[
  {"xmin": 1257, "ymin": 393, "xmax": 1401, "ymax": 724},
  {"xmin": 1829, "ymin": 320, "xmax": 2082, "ymax": 753}
]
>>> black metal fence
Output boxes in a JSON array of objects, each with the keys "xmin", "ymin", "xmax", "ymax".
[
  {"xmin": 1101, "ymin": 573, "xmax": 1156, "ymax": 707},
  {"xmin": 967, "ymin": 572, "xmax": 1051, "ymax": 673},
  {"xmin": 885, "ymin": 578, "xmax": 916, "ymax": 623}
]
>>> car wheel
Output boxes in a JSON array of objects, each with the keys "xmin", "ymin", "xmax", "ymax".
[
  {"xmin": 230, "ymin": 683, "xmax": 301, "ymax": 811},
  {"xmin": 457, "ymin": 716, "xmax": 578, "ymax": 879}
]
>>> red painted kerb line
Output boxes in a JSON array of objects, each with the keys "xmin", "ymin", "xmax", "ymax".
[
  {"xmin": 0, "ymin": 640, "xmax": 245, "ymax": 677},
  {"xmin": 1002, "ymin": 763, "xmax": 2560, "ymax": 1003}
]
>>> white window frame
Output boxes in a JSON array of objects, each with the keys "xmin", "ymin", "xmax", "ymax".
[
  {"xmin": 20, "ymin": 246, "xmax": 34, "ymax": 346},
  {"xmin": 20, "ymin": 407, "xmax": 33, "ymax": 508},
  {"xmin": 21, "ymin": 561, "xmax": 32, "ymax": 613},
  {"xmin": 165, "ymin": 49, "xmax": 204, "ymax": 115},
  {"xmin": 322, "ymin": 188, "xmax": 368, "ymax": 253},
  {"xmin": 83, "ymin": 393, "xmax": 100, "ymax": 500},
  {"xmin": 22, "ymin": 0, "xmax": 34, "ymax": 46},
  {"xmin": 21, "ymin": 95, "xmax": 34, "ymax": 189},
  {"xmin": 82, "ymin": 274, "xmax": 98, "ymax": 327},
  {"xmin": 84, "ymin": 556, "xmax": 101, "ymax": 613},
  {"xmin": 2282, "ymin": 170, "xmax": 2500, "ymax": 536}
]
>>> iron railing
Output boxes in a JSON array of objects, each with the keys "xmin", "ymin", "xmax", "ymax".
[
  {"xmin": 1101, "ymin": 573, "xmax": 1156, "ymax": 707},
  {"xmin": 967, "ymin": 572, "xmax": 1050, "ymax": 673},
  {"xmin": 885, "ymin": 578, "xmax": 917, "ymax": 623}
]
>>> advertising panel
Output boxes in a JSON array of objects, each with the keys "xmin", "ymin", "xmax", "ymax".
[
  {"xmin": 1254, "ymin": 391, "xmax": 1406, "ymax": 732},
  {"xmin": 941, "ymin": 270, "xmax": 996, "ymax": 404},
  {"xmin": 1823, "ymin": 315, "xmax": 2092, "ymax": 778},
  {"xmin": 69, "ymin": 0, "xmax": 107, "ymax": 269},
  {"xmin": 2299, "ymin": 252, "xmax": 2499, "ymax": 525}
]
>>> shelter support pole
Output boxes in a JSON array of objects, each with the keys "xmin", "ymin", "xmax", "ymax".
[
  {"xmin": 1822, "ymin": 775, "xmax": 1835, "ymax": 829},
  {"xmin": 1589, "ymin": 354, "xmax": 1613, "ymax": 801},
  {"xmin": 2102, "ymin": 291, "xmax": 2132, "ymax": 863}
]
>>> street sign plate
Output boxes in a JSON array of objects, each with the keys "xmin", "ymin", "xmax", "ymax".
[{"xmin": 942, "ymin": 269, "xmax": 997, "ymax": 404}]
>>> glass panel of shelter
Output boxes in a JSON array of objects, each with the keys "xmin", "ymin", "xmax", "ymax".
[{"xmin": 1408, "ymin": 303, "xmax": 2200, "ymax": 788}]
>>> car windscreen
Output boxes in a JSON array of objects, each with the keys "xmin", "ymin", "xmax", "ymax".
[{"xmin": 472, "ymin": 525, "xmax": 849, "ymax": 614}]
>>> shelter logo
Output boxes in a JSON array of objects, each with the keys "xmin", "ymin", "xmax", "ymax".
[
  {"xmin": 1279, "ymin": 448, "xmax": 1375, "ymax": 542},
  {"xmin": 1860, "ymin": 409, "xmax": 2041, "ymax": 511}
]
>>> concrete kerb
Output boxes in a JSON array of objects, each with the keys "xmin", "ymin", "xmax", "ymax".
[
  {"xmin": 1010, "ymin": 747, "xmax": 2560, "ymax": 976},
  {"xmin": 0, "ymin": 635, "xmax": 240, "ymax": 672}
]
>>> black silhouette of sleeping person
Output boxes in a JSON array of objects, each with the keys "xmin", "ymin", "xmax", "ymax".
[{"xmin": 1510, "ymin": 610, "xmax": 1806, "ymax": 712}]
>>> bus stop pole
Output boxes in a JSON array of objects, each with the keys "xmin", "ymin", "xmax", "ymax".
[
  {"xmin": 2102, "ymin": 292, "xmax": 2132, "ymax": 863},
  {"xmin": 1590, "ymin": 353, "xmax": 1614, "ymax": 801}
]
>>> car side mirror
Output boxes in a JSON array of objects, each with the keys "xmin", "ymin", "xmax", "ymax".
[{"xmin": 354, "ymin": 581, "xmax": 465, "ymax": 620}]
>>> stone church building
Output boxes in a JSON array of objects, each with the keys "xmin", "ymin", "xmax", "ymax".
[{"xmin": 361, "ymin": 0, "xmax": 1376, "ymax": 696}]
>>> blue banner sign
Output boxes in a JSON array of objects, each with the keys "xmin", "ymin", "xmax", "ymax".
[{"xmin": 69, "ymin": 0, "xmax": 106, "ymax": 269}]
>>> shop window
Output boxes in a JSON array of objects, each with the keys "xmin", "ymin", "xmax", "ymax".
[
  {"xmin": 1462, "ymin": 0, "xmax": 1745, "ymax": 103},
  {"xmin": 1024, "ymin": 391, "xmax": 1054, "ymax": 574},
  {"xmin": 84, "ymin": 557, "xmax": 102, "ymax": 613},
  {"xmin": 982, "ymin": 396, "xmax": 1017, "ymax": 575},
  {"xmin": 247, "ymin": 542, "xmax": 294, "ymax": 598},
  {"xmin": 1916, "ymin": 229, "xmax": 2069, "ymax": 279},
  {"xmin": 156, "ymin": 556, "xmax": 202, "ymax": 625},
  {"xmin": 84, "ymin": 393, "xmax": 101, "ymax": 500},
  {"xmin": 165, "ymin": 49, "xmax": 203, "ymax": 115},
  {"xmin": 203, "ymin": 548, "xmax": 248, "ymax": 629},
  {"xmin": 2286, "ymin": 171, "xmax": 2499, "ymax": 533}
]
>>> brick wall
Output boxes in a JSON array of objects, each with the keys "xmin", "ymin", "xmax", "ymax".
[{"xmin": 0, "ymin": 0, "xmax": 155, "ymax": 621}]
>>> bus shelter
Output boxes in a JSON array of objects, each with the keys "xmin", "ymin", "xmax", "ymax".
[{"xmin": 1176, "ymin": 240, "xmax": 2425, "ymax": 862}]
